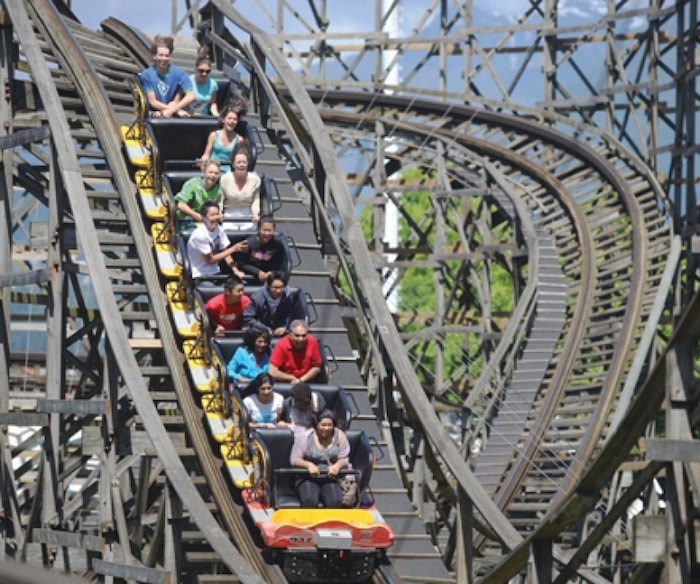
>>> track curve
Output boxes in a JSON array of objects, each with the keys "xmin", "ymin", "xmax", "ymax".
[
  {"xmin": 4, "ymin": 1, "xmax": 677, "ymax": 582},
  {"xmin": 11, "ymin": 1, "xmax": 277, "ymax": 581}
]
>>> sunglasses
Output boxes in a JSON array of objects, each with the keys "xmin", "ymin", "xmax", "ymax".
[{"xmin": 197, "ymin": 68, "xmax": 211, "ymax": 74}]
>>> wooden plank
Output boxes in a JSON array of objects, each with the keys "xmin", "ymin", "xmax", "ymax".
[
  {"xmin": 32, "ymin": 528, "xmax": 103, "ymax": 552},
  {"xmin": 0, "ymin": 269, "xmax": 49, "ymax": 287},
  {"xmin": 0, "ymin": 125, "xmax": 49, "ymax": 149},
  {"xmin": 37, "ymin": 398, "xmax": 106, "ymax": 415},
  {"xmin": 646, "ymin": 438, "xmax": 700, "ymax": 463},
  {"xmin": 632, "ymin": 516, "xmax": 666, "ymax": 562},
  {"xmin": 92, "ymin": 559, "xmax": 171, "ymax": 584},
  {"xmin": 0, "ymin": 412, "xmax": 47, "ymax": 425}
]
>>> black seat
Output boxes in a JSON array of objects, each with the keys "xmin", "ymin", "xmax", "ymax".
[
  {"xmin": 273, "ymin": 383, "xmax": 352, "ymax": 429},
  {"xmin": 209, "ymin": 76, "xmax": 232, "ymax": 113},
  {"xmin": 163, "ymin": 170, "xmax": 200, "ymax": 196},
  {"xmin": 145, "ymin": 118, "xmax": 258, "ymax": 190},
  {"xmin": 346, "ymin": 429, "xmax": 374, "ymax": 494},
  {"xmin": 251, "ymin": 427, "xmax": 300, "ymax": 508},
  {"xmin": 146, "ymin": 117, "xmax": 219, "ymax": 174},
  {"xmin": 213, "ymin": 336, "xmax": 246, "ymax": 367}
]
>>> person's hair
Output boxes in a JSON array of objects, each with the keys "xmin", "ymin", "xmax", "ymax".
[
  {"xmin": 196, "ymin": 44, "xmax": 210, "ymax": 60},
  {"xmin": 195, "ymin": 53, "xmax": 211, "ymax": 69},
  {"xmin": 289, "ymin": 319, "xmax": 307, "ymax": 334},
  {"xmin": 151, "ymin": 35, "xmax": 174, "ymax": 56},
  {"xmin": 219, "ymin": 104, "xmax": 240, "ymax": 123},
  {"xmin": 292, "ymin": 381, "xmax": 312, "ymax": 398},
  {"xmin": 224, "ymin": 275, "xmax": 243, "ymax": 291},
  {"xmin": 258, "ymin": 215, "xmax": 275, "ymax": 231},
  {"xmin": 243, "ymin": 327, "xmax": 271, "ymax": 353},
  {"xmin": 314, "ymin": 409, "xmax": 335, "ymax": 427},
  {"xmin": 248, "ymin": 372, "xmax": 274, "ymax": 394},
  {"xmin": 200, "ymin": 200, "xmax": 219, "ymax": 216},
  {"xmin": 200, "ymin": 159, "xmax": 221, "ymax": 173},
  {"xmin": 227, "ymin": 88, "xmax": 249, "ymax": 117},
  {"xmin": 266, "ymin": 271, "xmax": 288, "ymax": 287},
  {"xmin": 231, "ymin": 145, "xmax": 251, "ymax": 163}
]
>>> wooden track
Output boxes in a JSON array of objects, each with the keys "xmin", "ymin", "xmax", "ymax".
[{"xmin": 1, "ymin": 0, "xmax": 679, "ymax": 582}]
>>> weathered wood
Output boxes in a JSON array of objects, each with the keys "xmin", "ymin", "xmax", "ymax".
[
  {"xmin": 37, "ymin": 398, "xmax": 106, "ymax": 415},
  {"xmin": 0, "ymin": 412, "xmax": 47, "ymax": 425},
  {"xmin": 32, "ymin": 528, "xmax": 103, "ymax": 551},
  {"xmin": 0, "ymin": 269, "xmax": 49, "ymax": 287},
  {"xmin": 0, "ymin": 125, "xmax": 49, "ymax": 149},
  {"xmin": 92, "ymin": 559, "xmax": 171, "ymax": 584},
  {"xmin": 632, "ymin": 516, "xmax": 666, "ymax": 563},
  {"xmin": 646, "ymin": 439, "xmax": 700, "ymax": 463}
]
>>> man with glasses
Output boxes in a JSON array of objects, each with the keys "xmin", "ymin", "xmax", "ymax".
[{"xmin": 268, "ymin": 320, "xmax": 323, "ymax": 384}]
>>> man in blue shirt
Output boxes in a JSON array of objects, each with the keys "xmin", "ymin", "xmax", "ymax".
[{"xmin": 140, "ymin": 35, "xmax": 194, "ymax": 118}]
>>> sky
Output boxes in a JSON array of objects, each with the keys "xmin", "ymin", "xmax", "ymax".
[
  {"xmin": 72, "ymin": 1, "xmax": 174, "ymax": 35},
  {"xmin": 70, "ymin": 1, "xmax": 616, "ymax": 38}
]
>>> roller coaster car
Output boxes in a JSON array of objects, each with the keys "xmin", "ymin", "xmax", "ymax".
[
  {"xmin": 128, "ymin": 109, "xmax": 259, "ymax": 220},
  {"xmin": 214, "ymin": 333, "xmax": 351, "ymax": 483},
  {"xmin": 164, "ymin": 229, "xmax": 290, "ymax": 340},
  {"xmin": 197, "ymin": 279, "xmax": 305, "ymax": 334},
  {"xmin": 121, "ymin": 77, "xmax": 150, "ymax": 168},
  {"xmin": 245, "ymin": 427, "xmax": 393, "ymax": 583},
  {"xmin": 169, "ymin": 227, "xmax": 257, "ymax": 295},
  {"xmin": 152, "ymin": 175, "xmax": 280, "ymax": 284},
  {"xmin": 230, "ymin": 380, "xmax": 354, "ymax": 434},
  {"xmin": 163, "ymin": 170, "xmax": 274, "ymax": 222},
  {"xmin": 145, "ymin": 116, "xmax": 257, "ymax": 187}
]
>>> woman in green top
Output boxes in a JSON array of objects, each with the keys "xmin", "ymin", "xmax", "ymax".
[{"xmin": 174, "ymin": 159, "xmax": 222, "ymax": 231}]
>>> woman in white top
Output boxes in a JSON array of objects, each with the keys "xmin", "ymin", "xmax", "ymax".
[
  {"xmin": 242, "ymin": 372, "xmax": 283, "ymax": 429},
  {"xmin": 219, "ymin": 146, "xmax": 261, "ymax": 230}
]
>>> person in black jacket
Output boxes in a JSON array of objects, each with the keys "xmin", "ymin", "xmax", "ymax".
[
  {"xmin": 242, "ymin": 271, "xmax": 305, "ymax": 337},
  {"xmin": 234, "ymin": 216, "xmax": 289, "ymax": 283}
]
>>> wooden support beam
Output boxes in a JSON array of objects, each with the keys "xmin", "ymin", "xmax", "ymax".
[
  {"xmin": 529, "ymin": 537, "xmax": 553, "ymax": 583},
  {"xmin": 0, "ymin": 411, "xmax": 48, "ymax": 425},
  {"xmin": 92, "ymin": 559, "xmax": 171, "ymax": 584},
  {"xmin": 32, "ymin": 528, "xmax": 103, "ymax": 552},
  {"xmin": 0, "ymin": 269, "xmax": 49, "ymax": 287},
  {"xmin": 0, "ymin": 125, "xmax": 49, "ymax": 149},
  {"xmin": 632, "ymin": 516, "xmax": 666, "ymax": 563},
  {"xmin": 37, "ymin": 399, "xmax": 106, "ymax": 415},
  {"xmin": 646, "ymin": 439, "xmax": 700, "ymax": 463}
]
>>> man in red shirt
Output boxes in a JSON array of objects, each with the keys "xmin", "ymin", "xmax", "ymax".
[
  {"xmin": 205, "ymin": 275, "xmax": 250, "ymax": 337},
  {"xmin": 269, "ymin": 320, "xmax": 323, "ymax": 383}
]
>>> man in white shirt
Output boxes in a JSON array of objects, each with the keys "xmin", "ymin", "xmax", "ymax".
[{"xmin": 187, "ymin": 201, "xmax": 247, "ymax": 283}]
